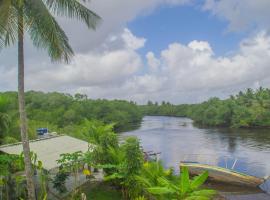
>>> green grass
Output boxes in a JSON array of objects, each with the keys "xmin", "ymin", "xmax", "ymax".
[{"xmin": 80, "ymin": 182, "xmax": 123, "ymax": 200}]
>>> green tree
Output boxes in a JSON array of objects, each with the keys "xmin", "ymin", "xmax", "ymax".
[
  {"xmin": 0, "ymin": 0, "xmax": 101, "ymax": 198},
  {"xmin": 0, "ymin": 96, "xmax": 10, "ymax": 143},
  {"xmin": 101, "ymin": 137, "xmax": 144, "ymax": 199}
]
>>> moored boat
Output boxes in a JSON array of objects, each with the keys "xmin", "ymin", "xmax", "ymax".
[{"xmin": 180, "ymin": 161, "xmax": 265, "ymax": 188}]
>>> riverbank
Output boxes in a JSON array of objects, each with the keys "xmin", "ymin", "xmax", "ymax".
[
  {"xmin": 140, "ymin": 88, "xmax": 270, "ymax": 129},
  {"xmin": 122, "ymin": 116, "xmax": 270, "ymax": 194}
]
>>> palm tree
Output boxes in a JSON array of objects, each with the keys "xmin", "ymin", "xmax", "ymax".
[{"xmin": 0, "ymin": 1, "xmax": 101, "ymax": 199}]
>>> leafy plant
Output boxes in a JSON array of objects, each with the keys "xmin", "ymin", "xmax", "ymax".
[
  {"xmin": 57, "ymin": 151, "xmax": 83, "ymax": 187},
  {"xmin": 99, "ymin": 137, "xmax": 144, "ymax": 199},
  {"xmin": 146, "ymin": 166, "xmax": 216, "ymax": 200},
  {"xmin": 52, "ymin": 170, "xmax": 70, "ymax": 194}
]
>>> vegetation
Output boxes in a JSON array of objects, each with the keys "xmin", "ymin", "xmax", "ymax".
[
  {"xmin": 0, "ymin": 119, "xmax": 214, "ymax": 200},
  {"xmin": 144, "ymin": 165, "xmax": 216, "ymax": 200},
  {"xmin": 0, "ymin": 96, "xmax": 10, "ymax": 144},
  {"xmin": 80, "ymin": 182, "xmax": 123, "ymax": 200},
  {"xmin": 142, "ymin": 88, "xmax": 270, "ymax": 128},
  {"xmin": 0, "ymin": 91, "xmax": 143, "ymax": 144},
  {"xmin": 1, "ymin": 0, "xmax": 101, "ymax": 198},
  {"xmin": 75, "ymin": 122, "xmax": 215, "ymax": 200},
  {"xmin": 0, "ymin": 152, "xmax": 47, "ymax": 200},
  {"xmin": 1, "ymin": 88, "xmax": 270, "ymax": 146}
]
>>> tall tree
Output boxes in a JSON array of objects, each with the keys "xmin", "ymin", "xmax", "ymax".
[{"xmin": 0, "ymin": 0, "xmax": 101, "ymax": 199}]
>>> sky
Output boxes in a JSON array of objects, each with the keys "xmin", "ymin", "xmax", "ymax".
[{"xmin": 1, "ymin": 0, "xmax": 270, "ymax": 104}]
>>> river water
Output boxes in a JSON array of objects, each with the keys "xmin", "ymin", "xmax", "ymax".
[{"xmin": 122, "ymin": 116, "xmax": 270, "ymax": 191}]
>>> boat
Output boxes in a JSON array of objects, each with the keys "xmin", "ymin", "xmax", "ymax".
[{"xmin": 180, "ymin": 161, "xmax": 265, "ymax": 188}]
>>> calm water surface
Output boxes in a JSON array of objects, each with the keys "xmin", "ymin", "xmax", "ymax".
[{"xmin": 123, "ymin": 116, "xmax": 270, "ymax": 179}]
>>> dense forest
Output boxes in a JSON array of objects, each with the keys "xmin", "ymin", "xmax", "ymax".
[
  {"xmin": 1, "ymin": 88, "xmax": 270, "ymax": 144},
  {"xmin": 142, "ymin": 87, "xmax": 270, "ymax": 128},
  {"xmin": 0, "ymin": 91, "xmax": 142, "ymax": 144}
]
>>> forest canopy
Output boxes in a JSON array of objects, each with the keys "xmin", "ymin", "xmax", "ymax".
[
  {"xmin": 1, "ymin": 88, "xmax": 270, "ymax": 144},
  {"xmin": 0, "ymin": 91, "xmax": 142, "ymax": 144},
  {"xmin": 141, "ymin": 87, "xmax": 270, "ymax": 128}
]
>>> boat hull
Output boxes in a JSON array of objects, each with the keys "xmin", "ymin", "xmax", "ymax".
[{"xmin": 180, "ymin": 162, "xmax": 264, "ymax": 188}]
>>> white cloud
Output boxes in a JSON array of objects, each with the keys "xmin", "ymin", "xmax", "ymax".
[
  {"xmin": 2, "ymin": 30, "xmax": 270, "ymax": 104},
  {"xmin": 76, "ymin": 31, "xmax": 270, "ymax": 103},
  {"xmin": 146, "ymin": 52, "xmax": 160, "ymax": 71},
  {"xmin": 203, "ymin": 0, "xmax": 270, "ymax": 32},
  {"xmin": 122, "ymin": 28, "xmax": 146, "ymax": 50},
  {"xmin": 188, "ymin": 40, "xmax": 213, "ymax": 55},
  {"xmin": 158, "ymin": 31, "xmax": 270, "ymax": 92},
  {"xmin": 1, "ymin": 0, "xmax": 270, "ymax": 104},
  {"xmin": 25, "ymin": 29, "xmax": 145, "ymax": 90}
]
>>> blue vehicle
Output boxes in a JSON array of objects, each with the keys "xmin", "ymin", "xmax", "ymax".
[{"xmin": 36, "ymin": 128, "xmax": 48, "ymax": 135}]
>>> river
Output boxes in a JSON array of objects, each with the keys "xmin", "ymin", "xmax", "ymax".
[{"xmin": 122, "ymin": 116, "xmax": 270, "ymax": 192}]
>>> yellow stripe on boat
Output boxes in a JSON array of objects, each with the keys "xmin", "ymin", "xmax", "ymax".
[{"xmin": 180, "ymin": 162, "xmax": 264, "ymax": 187}]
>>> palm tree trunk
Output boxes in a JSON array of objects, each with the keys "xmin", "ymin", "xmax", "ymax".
[{"xmin": 18, "ymin": 9, "xmax": 36, "ymax": 200}]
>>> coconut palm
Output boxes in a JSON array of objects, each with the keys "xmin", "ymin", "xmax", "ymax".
[{"xmin": 0, "ymin": 0, "xmax": 101, "ymax": 199}]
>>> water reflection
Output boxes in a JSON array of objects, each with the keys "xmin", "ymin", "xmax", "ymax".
[{"xmin": 123, "ymin": 116, "xmax": 270, "ymax": 178}]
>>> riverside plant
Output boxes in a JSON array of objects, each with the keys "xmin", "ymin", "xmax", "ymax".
[{"xmin": 137, "ymin": 162, "xmax": 216, "ymax": 200}]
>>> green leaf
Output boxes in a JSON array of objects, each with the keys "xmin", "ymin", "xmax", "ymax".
[
  {"xmin": 104, "ymin": 173, "xmax": 124, "ymax": 181},
  {"xmin": 44, "ymin": 0, "xmax": 101, "ymax": 29},
  {"xmin": 180, "ymin": 166, "xmax": 190, "ymax": 195},
  {"xmin": 190, "ymin": 189, "xmax": 216, "ymax": 197},
  {"xmin": 24, "ymin": 0, "xmax": 74, "ymax": 62},
  {"xmin": 157, "ymin": 177, "xmax": 179, "ymax": 192},
  {"xmin": 38, "ymin": 160, "xmax": 43, "ymax": 169},
  {"xmin": 190, "ymin": 171, "xmax": 209, "ymax": 190},
  {"xmin": 184, "ymin": 196, "xmax": 210, "ymax": 200},
  {"xmin": 0, "ymin": 0, "xmax": 18, "ymax": 49},
  {"xmin": 135, "ymin": 175, "xmax": 152, "ymax": 187},
  {"xmin": 147, "ymin": 187, "xmax": 175, "ymax": 195}
]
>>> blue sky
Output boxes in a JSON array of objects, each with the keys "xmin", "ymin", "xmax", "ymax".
[
  {"xmin": 128, "ymin": 4, "xmax": 247, "ymax": 57},
  {"xmin": 1, "ymin": 0, "xmax": 270, "ymax": 103}
]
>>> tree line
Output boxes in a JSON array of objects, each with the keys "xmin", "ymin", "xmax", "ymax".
[
  {"xmin": 141, "ymin": 87, "xmax": 270, "ymax": 128},
  {"xmin": 0, "ymin": 91, "xmax": 143, "ymax": 144},
  {"xmin": 1, "ymin": 87, "xmax": 270, "ymax": 145}
]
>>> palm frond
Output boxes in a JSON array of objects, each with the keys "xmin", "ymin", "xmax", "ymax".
[
  {"xmin": 24, "ymin": 0, "xmax": 74, "ymax": 62},
  {"xmin": 0, "ymin": 0, "xmax": 18, "ymax": 49},
  {"xmin": 44, "ymin": 0, "xmax": 101, "ymax": 29}
]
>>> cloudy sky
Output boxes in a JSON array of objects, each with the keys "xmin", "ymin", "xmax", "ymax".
[{"xmin": 1, "ymin": 0, "xmax": 270, "ymax": 104}]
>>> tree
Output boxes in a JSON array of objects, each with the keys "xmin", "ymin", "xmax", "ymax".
[
  {"xmin": 0, "ymin": 96, "xmax": 10, "ymax": 143},
  {"xmin": 0, "ymin": 1, "xmax": 101, "ymax": 199}
]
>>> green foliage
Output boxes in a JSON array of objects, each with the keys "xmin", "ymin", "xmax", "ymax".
[
  {"xmin": 79, "ymin": 182, "xmax": 123, "ymax": 200},
  {"xmin": 0, "ymin": 91, "xmax": 143, "ymax": 144},
  {"xmin": 98, "ymin": 137, "xmax": 144, "ymax": 199},
  {"xmin": 86, "ymin": 122, "xmax": 120, "ymax": 167},
  {"xmin": 142, "ymin": 88, "xmax": 270, "ymax": 128},
  {"xmin": 0, "ymin": 96, "xmax": 11, "ymax": 144},
  {"xmin": 0, "ymin": 0, "xmax": 101, "ymax": 62},
  {"xmin": 122, "ymin": 137, "xmax": 144, "ymax": 176},
  {"xmin": 2, "ymin": 136, "xmax": 18, "ymax": 144},
  {"xmin": 37, "ymin": 161, "xmax": 49, "ymax": 200},
  {"xmin": 0, "ymin": 152, "xmax": 49, "ymax": 199},
  {"xmin": 144, "ymin": 165, "xmax": 216, "ymax": 200},
  {"xmin": 134, "ymin": 196, "xmax": 147, "ymax": 200},
  {"xmin": 57, "ymin": 151, "xmax": 84, "ymax": 198},
  {"xmin": 52, "ymin": 170, "xmax": 70, "ymax": 193}
]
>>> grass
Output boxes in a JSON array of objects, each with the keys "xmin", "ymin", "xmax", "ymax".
[{"xmin": 80, "ymin": 182, "xmax": 123, "ymax": 200}]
